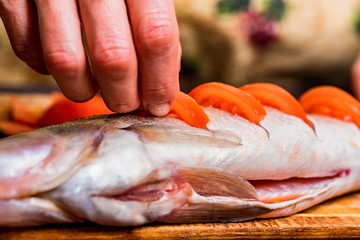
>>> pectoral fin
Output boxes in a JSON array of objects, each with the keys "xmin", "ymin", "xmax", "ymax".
[
  {"xmin": 159, "ymin": 167, "xmax": 269, "ymax": 223},
  {"xmin": 176, "ymin": 167, "xmax": 258, "ymax": 200}
]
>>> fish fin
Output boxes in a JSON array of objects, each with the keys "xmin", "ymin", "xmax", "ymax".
[
  {"xmin": 162, "ymin": 167, "xmax": 269, "ymax": 223},
  {"xmin": 160, "ymin": 199, "xmax": 270, "ymax": 223},
  {"xmin": 127, "ymin": 124, "xmax": 242, "ymax": 148},
  {"xmin": 176, "ymin": 167, "xmax": 258, "ymax": 200}
]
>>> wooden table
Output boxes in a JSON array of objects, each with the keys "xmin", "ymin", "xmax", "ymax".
[{"xmin": 1, "ymin": 93, "xmax": 360, "ymax": 239}]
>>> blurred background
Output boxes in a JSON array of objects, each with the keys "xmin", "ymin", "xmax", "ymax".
[
  {"xmin": 1, "ymin": 0, "xmax": 360, "ymax": 97},
  {"xmin": 0, "ymin": 21, "xmax": 56, "ymax": 91}
]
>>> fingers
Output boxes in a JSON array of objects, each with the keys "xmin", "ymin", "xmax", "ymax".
[
  {"xmin": 352, "ymin": 55, "xmax": 360, "ymax": 99},
  {"xmin": 79, "ymin": 0, "xmax": 140, "ymax": 113},
  {"xmin": 0, "ymin": 0, "xmax": 48, "ymax": 74},
  {"xmin": 1, "ymin": 0, "xmax": 180, "ymax": 116},
  {"xmin": 35, "ymin": 0, "xmax": 96, "ymax": 102},
  {"xmin": 127, "ymin": 0, "xmax": 180, "ymax": 116}
]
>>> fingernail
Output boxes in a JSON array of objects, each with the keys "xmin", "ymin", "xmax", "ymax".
[{"xmin": 148, "ymin": 103, "xmax": 170, "ymax": 117}]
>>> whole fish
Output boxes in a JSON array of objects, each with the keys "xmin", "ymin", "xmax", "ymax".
[{"xmin": 0, "ymin": 105, "xmax": 360, "ymax": 227}]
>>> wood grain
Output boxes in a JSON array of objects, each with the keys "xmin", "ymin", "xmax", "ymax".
[{"xmin": 0, "ymin": 93, "xmax": 360, "ymax": 239}]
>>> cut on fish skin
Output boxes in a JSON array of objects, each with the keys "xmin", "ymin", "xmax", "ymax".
[
  {"xmin": 108, "ymin": 168, "xmax": 350, "ymax": 224},
  {"xmin": 251, "ymin": 170, "xmax": 349, "ymax": 204}
]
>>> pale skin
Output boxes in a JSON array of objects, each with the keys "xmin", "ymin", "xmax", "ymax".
[
  {"xmin": 352, "ymin": 56, "xmax": 360, "ymax": 100},
  {"xmin": 0, "ymin": 0, "xmax": 181, "ymax": 116}
]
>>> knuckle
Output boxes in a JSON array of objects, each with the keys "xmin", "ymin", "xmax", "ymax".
[
  {"xmin": 138, "ymin": 14, "xmax": 178, "ymax": 55},
  {"xmin": 91, "ymin": 41, "xmax": 133, "ymax": 72},
  {"xmin": 43, "ymin": 47, "xmax": 81, "ymax": 75},
  {"xmin": 0, "ymin": 1, "xmax": 22, "ymax": 12},
  {"xmin": 145, "ymin": 84, "xmax": 174, "ymax": 101},
  {"xmin": 106, "ymin": 101, "xmax": 139, "ymax": 113},
  {"xmin": 12, "ymin": 41, "xmax": 41, "ymax": 64}
]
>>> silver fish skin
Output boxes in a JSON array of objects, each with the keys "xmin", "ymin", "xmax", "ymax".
[{"xmin": 0, "ymin": 107, "xmax": 360, "ymax": 226}]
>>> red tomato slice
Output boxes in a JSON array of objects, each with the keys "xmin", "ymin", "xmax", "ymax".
[
  {"xmin": 10, "ymin": 97, "xmax": 38, "ymax": 126},
  {"xmin": 168, "ymin": 91, "xmax": 210, "ymax": 128},
  {"xmin": 189, "ymin": 82, "xmax": 266, "ymax": 126},
  {"xmin": 50, "ymin": 91, "xmax": 67, "ymax": 104},
  {"xmin": 0, "ymin": 121, "xmax": 35, "ymax": 136},
  {"xmin": 38, "ymin": 95, "xmax": 113, "ymax": 127},
  {"xmin": 299, "ymin": 86, "xmax": 360, "ymax": 128},
  {"xmin": 240, "ymin": 83, "xmax": 315, "ymax": 132}
]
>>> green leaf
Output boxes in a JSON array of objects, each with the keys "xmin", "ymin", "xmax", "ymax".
[
  {"xmin": 217, "ymin": 0, "xmax": 249, "ymax": 14},
  {"xmin": 263, "ymin": 0, "xmax": 286, "ymax": 20},
  {"xmin": 353, "ymin": 10, "xmax": 360, "ymax": 35}
]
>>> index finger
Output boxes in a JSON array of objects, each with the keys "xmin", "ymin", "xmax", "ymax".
[{"xmin": 127, "ymin": 0, "xmax": 180, "ymax": 116}]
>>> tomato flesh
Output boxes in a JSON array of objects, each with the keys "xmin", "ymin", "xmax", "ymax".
[
  {"xmin": 189, "ymin": 82, "xmax": 266, "ymax": 125},
  {"xmin": 241, "ymin": 83, "xmax": 315, "ymax": 131},
  {"xmin": 299, "ymin": 86, "xmax": 360, "ymax": 128},
  {"xmin": 168, "ymin": 91, "xmax": 210, "ymax": 128}
]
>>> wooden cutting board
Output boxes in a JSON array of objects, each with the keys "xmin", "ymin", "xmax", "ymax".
[{"xmin": 1, "ymin": 93, "xmax": 360, "ymax": 239}]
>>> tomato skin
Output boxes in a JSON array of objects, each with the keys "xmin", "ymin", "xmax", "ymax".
[
  {"xmin": 41, "ymin": 92, "xmax": 210, "ymax": 129},
  {"xmin": 2, "ymin": 92, "xmax": 209, "ymax": 135},
  {"xmin": 0, "ymin": 121, "xmax": 35, "ymax": 136},
  {"xmin": 299, "ymin": 86, "xmax": 360, "ymax": 128},
  {"xmin": 38, "ymin": 95, "xmax": 113, "ymax": 127},
  {"xmin": 10, "ymin": 97, "xmax": 38, "ymax": 126},
  {"xmin": 240, "ymin": 83, "xmax": 315, "ymax": 131},
  {"xmin": 168, "ymin": 91, "xmax": 210, "ymax": 128},
  {"xmin": 189, "ymin": 82, "xmax": 266, "ymax": 126}
]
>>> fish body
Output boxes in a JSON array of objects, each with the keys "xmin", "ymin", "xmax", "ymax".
[{"xmin": 0, "ymin": 106, "xmax": 360, "ymax": 226}]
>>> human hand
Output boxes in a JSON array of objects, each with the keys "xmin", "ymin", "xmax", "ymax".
[{"xmin": 0, "ymin": 0, "xmax": 181, "ymax": 116}]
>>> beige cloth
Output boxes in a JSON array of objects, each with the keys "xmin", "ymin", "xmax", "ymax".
[
  {"xmin": 0, "ymin": 20, "xmax": 55, "ymax": 88},
  {"xmin": 176, "ymin": 0, "xmax": 360, "ymax": 94}
]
